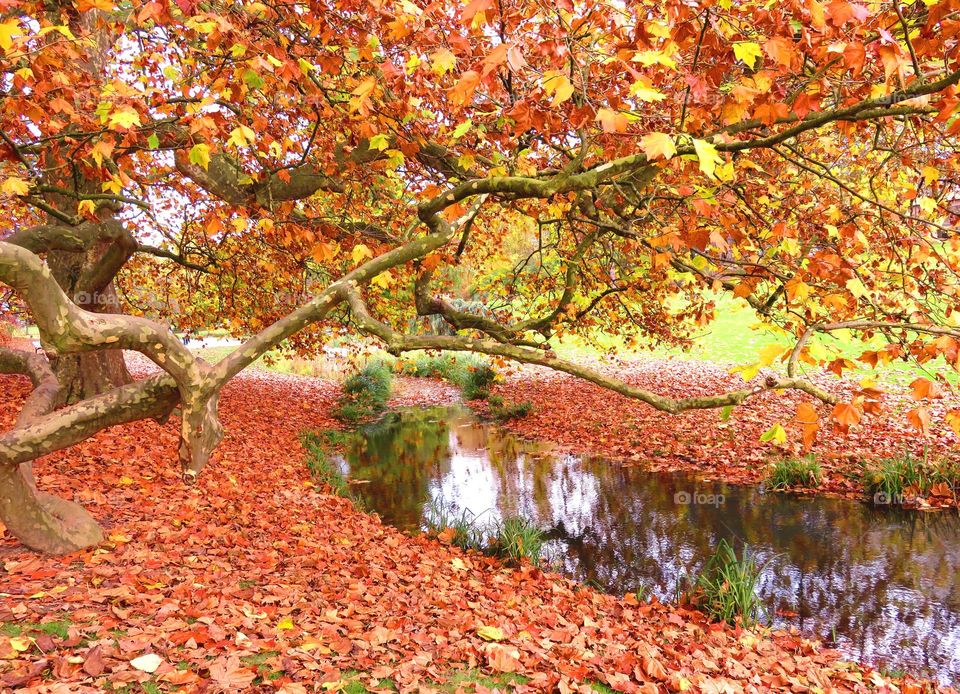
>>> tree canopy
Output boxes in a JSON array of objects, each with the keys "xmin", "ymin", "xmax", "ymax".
[{"xmin": 2, "ymin": 0, "xmax": 960, "ymax": 552}]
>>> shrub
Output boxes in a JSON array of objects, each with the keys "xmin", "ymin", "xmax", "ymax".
[
  {"xmin": 492, "ymin": 517, "xmax": 545, "ymax": 565},
  {"xmin": 460, "ymin": 363, "xmax": 497, "ymax": 400},
  {"xmin": 766, "ymin": 455, "xmax": 822, "ymax": 490},
  {"xmin": 689, "ymin": 539, "xmax": 764, "ymax": 626},
  {"xmin": 333, "ymin": 361, "xmax": 393, "ymax": 423}
]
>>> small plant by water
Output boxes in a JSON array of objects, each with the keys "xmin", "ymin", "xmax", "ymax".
[
  {"xmin": 492, "ymin": 517, "xmax": 545, "ymax": 564},
  {"xmin": 425, "ymin": 503, "xmax": 544, "ymax": 565},
  {"xmin": 766, "ymin": 455, "xmax": 822, "ymax": 490},
  {"xmin": 863, "ymin": 452, "xmax": 960, "ymax": 504},
  {"xmin": 300, "ymin": 431, "xmax": 362, "ymax": 507},
  {"xmin": 487, "ymin": 395, "xmax": 533, "ymax": 421},
  {"xmin": 688, "ymin": 539, "xmax": 764, "ymax": 627},
  {"xmin": 425, "ymin": 503, "xmax": 485, "ymax": 553},
  {"xmin": 333, "ymin": 361, "xmax": 393, "ymax": 423}
]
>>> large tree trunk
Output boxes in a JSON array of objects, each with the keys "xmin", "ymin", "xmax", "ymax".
[
  {"xmin": 0, "ymin": 464, "xmax": 104, "ymax": 554},
  {"xmin": 48, "ymin": 247, "xmax": 133, "ymax": 403}
]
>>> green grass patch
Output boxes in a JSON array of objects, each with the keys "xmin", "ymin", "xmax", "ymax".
[
  {"xmin": 765, "ymin": 455, "xmax": 822, "ymax": 490},
  {"xmin": 1, "ymin": 619, "xmax": 72, "ymax": 639},
  {"xmin": 397, "ymin": 352, "xmax": 497, "ymax": 400},
  {"xmin": 300, "ymin": 431, "xmax": 364, "ymax": 508},
  {"xmin": 487, "ymin": 395, "xmax": 532, "ymax": 421},
  {"xmin": 862, "ymin": 453, "xmax": 960, "ymax": 504},
  {"xmin": 492, "ymin": 517, "xmax": 545, "ymax": 564},
  {"xmin": 425, "ymin": 504, "xmax": 545, "ymax": 565},
  {"xmin": 333, "ymin": 361, "xmax": 393, "ymax": 423},
  {"xmin": 688, "ymin": 539, "xmax": 765, "ymax": 627}
]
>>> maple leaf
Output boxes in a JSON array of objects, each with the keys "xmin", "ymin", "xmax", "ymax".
[
  {"xmin": 77, "ymin": 0, "xmax": 115, "ymax": 10},
  {"xmin": 485, "ymin": 643, "xmax": 520, "ymax": 672},
  {"xmin": 189, "ymin": 143, "xmax": 211, "ymax": 170},
  {"xmin": 907, "ymin": 407, "xmax": 931, "ymax": 436},
  {"xmin": 831, "ymin": 402, "xmax": 861, "ymax": 433},
  {"xmin": 430, "ymin": 48, "xmax": 456, "ymax": 75},
  {"xmin": 640, "ymin": 132, "xmax": 676, "ymax": 160},
  {"xmin": 476, "ymin": 625, "xmax": 505, "ymax": 641},
  {"xmin": 733, "ymin": 41, "xmax": 763, "ymax": 69},
  {"xmin": 692, "ymin": 139, "xmax": 722, "ymax": 179},
  {"xmin": 909, "ymin": 377, "xmax": 942, "ymax": 400},
  {"xmin": 946, "ymin": 409, "xmax": 960, "ymax": 437},
  {"xmin": 1, "ymin": 177, "xmax": 30, "ymax": 196},
  {"xmin": 449, "ymin": 70, "xmax": 481, "ymax": 106},
  {"xmin": 209, "ymin": 655, "xmax": 257, "ymax": 690},
  {"xmin": 0, "ymin": 19, "xmax": 19, "ymax": 51},
  {"xmin": 596, "ymin": 108, "xmax": 629, "ymax": 134},
  {"xmin": 108, "ymin": 107, "xmax": 141, "ymax": 130}
]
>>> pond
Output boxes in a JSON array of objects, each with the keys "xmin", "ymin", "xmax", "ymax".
[{"xmin": 334, "ymin": 406, "xmax": 960, "ymax": 685}]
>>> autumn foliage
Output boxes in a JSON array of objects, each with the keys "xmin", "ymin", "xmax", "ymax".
[{"xmin": 2, "ymin": 0, "xmax": 960, "ymax": 553}]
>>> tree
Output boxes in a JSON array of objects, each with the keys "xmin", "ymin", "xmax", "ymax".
[{"xmin": 2, "ymin": 0, "xmax": 960, "ymax": 553}]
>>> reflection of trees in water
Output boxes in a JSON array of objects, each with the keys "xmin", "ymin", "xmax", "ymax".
[{"xmin": 346, "ymin": 406, "xmax": 960, "ymax": 684}]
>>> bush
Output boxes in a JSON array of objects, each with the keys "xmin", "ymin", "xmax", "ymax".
[
  {"xmin": 689, "ymin": 539, "xmax": 764, "ymax": 626},
  {"xmin": 765, "ymin": 455, "xmax": 822, "ymax": 490},
  {"xmin": 333, "ymin": 361, "xmax": 393, "ymax": 423},
  {"xmin": 460, "ymin": 364, "xmax": 497, "ymax": 400}
]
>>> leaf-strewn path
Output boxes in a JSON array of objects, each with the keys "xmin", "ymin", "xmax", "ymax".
[{"xmin": 0, "ymin": 370, "xmax": 951, "ymax": 692}]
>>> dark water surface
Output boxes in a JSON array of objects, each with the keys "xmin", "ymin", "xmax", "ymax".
[{"xmin": 336, "ymin": 406, "xmax": 960, "ymax": 685}]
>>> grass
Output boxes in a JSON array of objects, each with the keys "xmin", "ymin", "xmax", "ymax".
[
  {"xmin": 493, "ymin": 517, "xmax": 545, "ymax": 565},
  {"xmin": 425, "ymin": 503, "xmax": 545, "ymax": 565},
  {"xmin": 862, "ymin": 452, "xmax": 960, "ymax": 504},
  {"xmin": 688, "ymin": 539, "xmax": 765, "ymax": 627},
  {"xmin": 396, "ymin": 352, "xmax": 497, "ymax": 400},
  {"xmin": 300, "ymin": 431, "xmax": 358, "ymax": 504},
  {"xmin": 765, "ymin": 455, "xmax": 822, "ymax": 490},
  {"xmin": 332, "ymin": 361, "xmax": 393, "ymax": 423},
  {"xmin": 487, "ymin": 395, "xmax": 533, "ymax": 421},
  {"xmin": 1, "ymin": 619, "xmax": 73, "ymax": 639},
  {"xmin": 425, "ymin": 504, "xmax": 486, "ymax": 553}
]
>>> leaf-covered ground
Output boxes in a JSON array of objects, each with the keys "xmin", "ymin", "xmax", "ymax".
[
  {"xmin": 487, "ymin": 358, "xmax": 960, "ymax": 507},
  {"xmin": 0, "ymin": 367, "xmax": 954, "ymax": 692}
]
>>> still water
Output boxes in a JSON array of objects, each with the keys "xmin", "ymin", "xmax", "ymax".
[{"xmin": 335, "ymin": 406, "xmax": 960, "ymax": 685}]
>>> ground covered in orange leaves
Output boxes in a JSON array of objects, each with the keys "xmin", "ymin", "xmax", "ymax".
[
  {"xmin": 487, "ymin": 359, "xmax": 960, "ymax": 507},
  {"xmin": 0, "ymin": 367, "xmax": 954, "ymax": 693}
]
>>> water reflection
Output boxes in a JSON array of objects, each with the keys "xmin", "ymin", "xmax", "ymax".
[{"xmin": 339, "ymin": 407, "xmax": 960, "ymax": 685}]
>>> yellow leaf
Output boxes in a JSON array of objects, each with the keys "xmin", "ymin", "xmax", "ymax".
[
  {"xmin": 757, "ymin": 343, "xmax": 785, "ymax": 367},
  {"xmin": 476, "ymin": 625, "xmax": 505, "ymax": 641},
  {"xmin": 640, "ymin": 132, "xmax": 676, "ymax": 161},
  {"xmin": 118, "ymin": 476, "xmax": 135, "ymax": 486},
  {"xmin": 733, "ymin": 41, "xmax": 764, "ymax": 69},
  {"xmin": 351, "ymin": 243, "xmax": 373, "ymax": 265},
  {"xmin": 276, "ymin": 617, "xmax": 295, "ymax": 630},
  {"xmin": 109, "ymin": 107, "xmax": 141, "ymax": 129},
  {"xmin": 109, "ymin": 532, "xmax": 131, "ymax": 543},
  {"xmin": 228, "ymin": 125, "xmax": 256, "ymax": 148},
  {"xmin": 542, "ymin": 72, "xmax": 574, "ymax": 106},
  {"xmin": 0, "ymin": 20, "xmax": 20, "ymax": 52},
  {"xmin": 371, "ymin": 270, "xmax": 393, "ymax": 289},
  {"xmin": 431, "ymin": 48, "xmax": 457, "ymax": 75},
  {"xmin": 9, "ymin": 637, "xmax": 31, "ymax": 653},
  {"xmin": 78, "ymin": 200, "xmax": 98, "ymax": 217},
  {"xmin": 2, "ymin": 177, "xmax": 30, "ymax": 196},
  {"xmin": 845, "ymin": 277, "xmax": 868, "ymax": 298},
  {"xmin": 629, "ymin": 80, "xmax": 666, "ymax": 102},
  {"xmin": 451, "ymin": 557, "xmax": 467, "ymax": 571},
  {"xmin": 921, "ymin": 165, "xmax": 940, "ymax": 185},
  {"xmin": 692, "ymin": 139, "xmax": 722, "ymax": 179},
  {"xmin": 760, "ymin": 423, "xmax": 787, "ymax": 444}
]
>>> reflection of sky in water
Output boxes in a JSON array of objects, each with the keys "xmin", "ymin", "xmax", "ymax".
[{"xmin": 341, "ymin": 407, "xmax": 960, "ymax": 685}]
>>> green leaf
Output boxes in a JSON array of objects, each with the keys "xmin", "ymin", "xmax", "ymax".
[
  {"xmin": 146, "ymin": 133, "xmax": 160, "ymax": 150},
  {"xmin": 242, "ymin": 69, "xmax": 265, "ymax": 90},
  {"xmin": 760, "ymin": 423, "xmax": 787, "ymax": 444},
  {"xmin": 720, "ymin": 405, "xmax": 734, "ymax": 422},
  {"xmin": 451, "ymin": 119, "xmax": 472, "ymax": 139},
  {"xmin": 368, "ymin": 133, "xmax": 390, "ymax": 151},
  {"xmin": 189, "ymin": 143, "xmax": 211, "ymax": 170}
]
